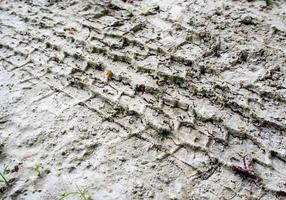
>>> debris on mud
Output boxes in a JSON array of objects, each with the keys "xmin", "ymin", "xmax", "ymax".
[
  {"xmin": 232, "ymin": 165, "xmax": 262, "ymax": 183},
  {"xmin": 66, "ymin": 28, "xmax": 77, "ymax": 36},
  {"xmin": 135, "ymin": 84, "xmax": 145, "ymax": 94},
  {"xmin": 276, "ymin": 190, "xmax": 286, "ymax": 198}
]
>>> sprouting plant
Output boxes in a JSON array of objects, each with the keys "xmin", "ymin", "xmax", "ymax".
[
  {"xmin": 0, "ymin": 166, "xmax": 10, "ymax": 187},
  {"xmin": 59, "ymin": 184, "xmax": 91, "ymax": 200},
  {"xmin": 34, "ymin": 164, "xmax": 42, "ymax": 177},
  {"xmin": 266, "ymin": 0, "xmax": 273, "ymax": 6},
  {"xmin": 127, "ymin": 8, "xmax": 134, "ymax": 17}
]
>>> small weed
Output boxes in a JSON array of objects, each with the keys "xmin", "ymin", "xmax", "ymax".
[
  {"xmin": 59, "ymin": 184, "xmax": 91, "ymax": 200},
  {"xmin": 34, "ymin": 164, "xmax": 42, "ymax": 177},
  {"xmin": 266, "ymin": 0, "xmax": 273, "ymax": 6},
  {"xmin": 0, "ymin": 166, "xmax": 11, "ymax": 187},
  {"xmin": 126, "ymin": 8, "xmax": 134, "ymax": 17}
]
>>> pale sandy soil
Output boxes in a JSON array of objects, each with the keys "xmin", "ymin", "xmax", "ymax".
[{"xmin": 0, "ymin": 0, "xmax": 286, "ymax": 199}]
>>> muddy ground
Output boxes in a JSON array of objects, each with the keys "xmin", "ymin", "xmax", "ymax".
[{"xmin": 0, "ymin": 0, "xmax": 286, "ymax": 199}]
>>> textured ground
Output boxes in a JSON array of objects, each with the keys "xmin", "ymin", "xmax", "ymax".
[{"xmin": 0, "ymin": 0, "xmax": 286, "ymax": 199}]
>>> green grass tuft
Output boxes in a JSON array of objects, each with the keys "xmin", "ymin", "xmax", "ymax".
[
  {"xmin": 59, "ymin": 184, "xmax": 91, "ymax": 200},
  {"xmin": 0, "ymin": 166, "xmax": 11, "ymax": 187},
  {"xmin": 266, "ymin": 0, "xmax": 273, "ymax": 6}
]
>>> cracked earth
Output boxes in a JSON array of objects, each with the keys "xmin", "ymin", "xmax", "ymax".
[{"xmin": 0, "ymin": 0, "xmax": 286, "ymax": 199}]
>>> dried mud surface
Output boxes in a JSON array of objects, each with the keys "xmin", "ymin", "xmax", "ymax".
[{"xmin": 0, "ymin": 0, "xmax": 286, "ymax": 199}]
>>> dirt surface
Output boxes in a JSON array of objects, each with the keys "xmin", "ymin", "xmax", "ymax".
[{"xmin": 0, "ymin": 0, "xmax": 286, "ymax": 199}]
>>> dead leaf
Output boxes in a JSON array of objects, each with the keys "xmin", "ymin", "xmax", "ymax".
[{"xmin": 105, "ymin": 70, "xmax": 113, "ymax": 81}]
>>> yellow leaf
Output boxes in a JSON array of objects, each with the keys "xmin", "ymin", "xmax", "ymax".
[{"xmin": 105, "ymin": 70, "xmax": 113, "ymax": 81}]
